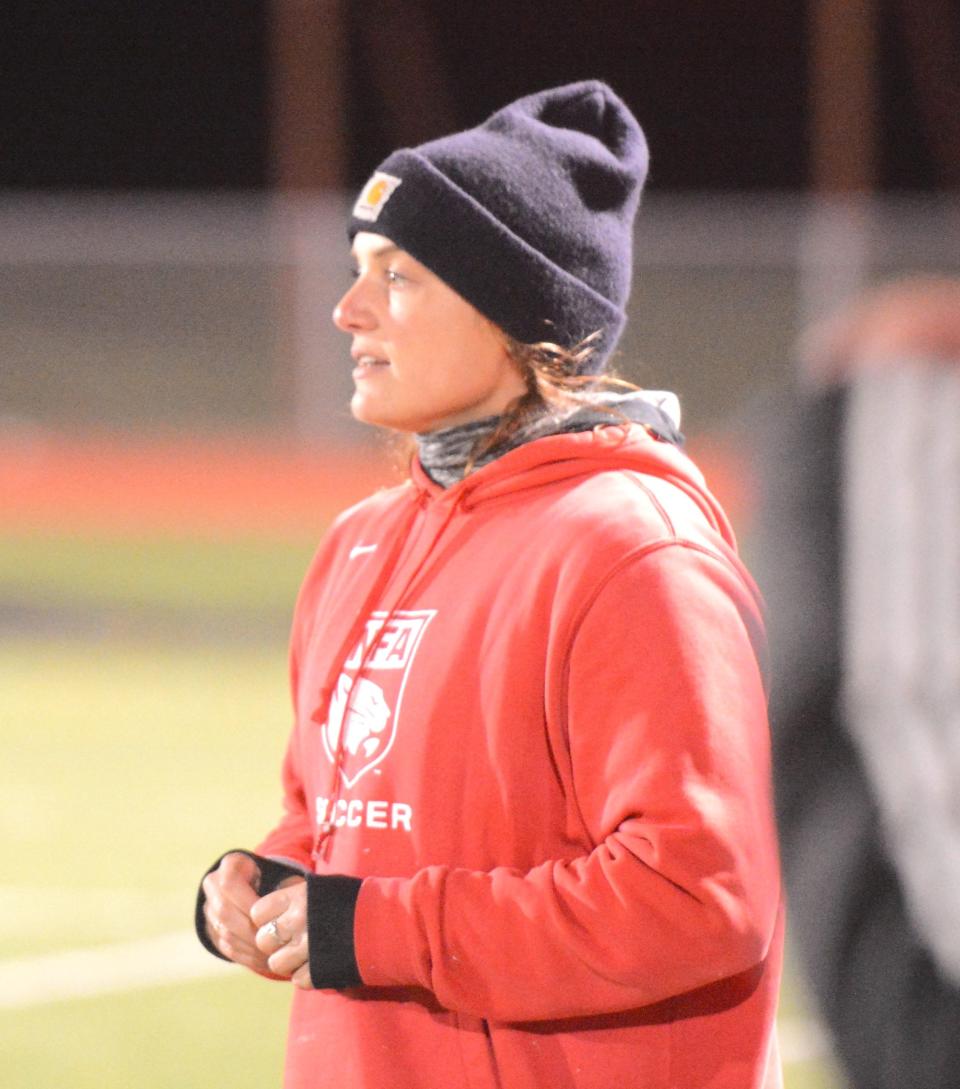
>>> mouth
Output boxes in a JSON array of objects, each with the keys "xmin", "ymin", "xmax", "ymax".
[{"xmin": 352, "ymin": 353, "xmax": 390, "ymax": 376}]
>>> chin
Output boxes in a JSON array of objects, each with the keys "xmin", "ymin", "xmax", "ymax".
[
  {"xmin": 351, "ymin": 396, "xmax": 415, "ymax": 433},
  {"xmin": 350, "ymin": 391, "xmax": 380, "ymax": 423}
]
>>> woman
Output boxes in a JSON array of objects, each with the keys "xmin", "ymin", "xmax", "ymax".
[{"xmin": 197, "ymin": 81, "xmax": 783, "ymax": 1089}]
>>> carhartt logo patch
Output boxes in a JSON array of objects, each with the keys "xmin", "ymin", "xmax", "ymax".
[
  {"xmin": 352, "ymin": 172, "xmax": 402, "ymax": 223},
  {"xmin": 321, "ymin": 610, "xmax": 435, "ymax": 787}
]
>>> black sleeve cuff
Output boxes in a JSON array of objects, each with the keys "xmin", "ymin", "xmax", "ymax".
[
  {"xmin": 306, "ymin": 874, "xmax": 364, "ymax": 989},
  {"xmin": 193, "ymin": 849, "xmax": 308, "ymax": 962}
]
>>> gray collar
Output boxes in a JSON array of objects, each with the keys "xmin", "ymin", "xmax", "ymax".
[{"xmin": 416, "ymin": 390, "xmax": 682, "ymax": 488}]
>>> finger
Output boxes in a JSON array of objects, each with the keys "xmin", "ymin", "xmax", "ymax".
[
  {"xmin": 230, "ymin": 947, "xmax": 277, "ymax": 977},
  {"xmin": 203, "ymin": 904, "xmax": 227, "ymax": 951},
  {"xmin": 278, "ymin": 873, "xmax": 306, "ymax": 890},
  {"xmin": 201, "ymin": 870, "xmax": 227, "ymax": 908},
  {"xmin": 254, "ymin": 916, "xmax": 291, "ymax": 955},
  {"xmin": 214, "ymin": 921, "xmax": 274, "ymax": 970},
  {"xmin": 215, "ymin": 855, "xmax": 262, "ymax": 913},
  {"xmin": 255, "ymin": 891, "xmax": 307, "ymax": 955},
  {"xmin": 292, "ymin": 961, "xmax": 314, "ymax": 990},
  {"xmin": 268, "ymin": 933, "xmax": 309, "ymax": 979},
  {"xmin": 204, "ymin": 899, "xmax": 264, "ymax": 962},
  {"xmin": 218, "ymin": 851, "xmax": 261, "ymax": 885},
  {"xmin": 205, "ymin": 886, "xmax": 259, "ymax": 941},
  {"xmin": 252, "ymin": 876, "xmax": 307, "ymax": 931},
  {"xmin": 209, "ymin": 922, "xmax": 261, "ymax": 963},
  {"xmin": 221, "ymin": 883, "xmax": 259, "ymax": 915},
  {"xmin": 250, "ymin": 887, "xmax": 293, "ymax": 929},
  {"xmin": 202, "ymin": 864, "xmax": 259, "ymax": 926}
]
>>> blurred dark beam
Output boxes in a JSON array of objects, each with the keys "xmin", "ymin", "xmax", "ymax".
[
  {"xmin": 269, "ymin": 0, "xmax": 347, "ymax": 190},
  {"xmin": 268, "ymin": 1, "xmax": 350, "ymax": 442},
  {"xmin": 810, "ymin": 0, "xmax": 879, "ymax": 192},
  {"xmin": 896, "ymin": 0, "xmax": 960, "ymax": 190},
  {"xmin": 351, "ymin": 1, "xmax": 457, "ymax": 152}
]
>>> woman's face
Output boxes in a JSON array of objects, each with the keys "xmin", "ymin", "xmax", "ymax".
[{"xmin": 333, "ymin": 232, "xmax": 526, "ymax": 433}]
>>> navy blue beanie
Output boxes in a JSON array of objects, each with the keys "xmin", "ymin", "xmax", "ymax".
[{"xmin": 348, "ymin": 81, "xmax": 648, "ymax": 374}]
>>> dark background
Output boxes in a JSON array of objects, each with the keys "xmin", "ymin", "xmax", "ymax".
[{"xmin": 2, "ymin": 0, "xmax": 957, "ymax": 194}]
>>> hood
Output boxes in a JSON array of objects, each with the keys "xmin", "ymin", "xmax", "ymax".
[
  {"xmin": 307, "ymin": 419, "xmax": 739, "ymax": 864},
  {"xmin": 411, "ymin": 422, "xmax": 737, "ymax": 549}
]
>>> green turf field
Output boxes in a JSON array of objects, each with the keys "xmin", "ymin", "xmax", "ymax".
[
  {"xmin": 0, "ymin": 529, "xmax": 845, "ymax": 1088},
  {"xmin": 0, "ymin": 528, "xmax": 317, "ymax": 614},
  {"xmin": 0, "ymin": 636, "xmax": 294, "ymax": 1083}
]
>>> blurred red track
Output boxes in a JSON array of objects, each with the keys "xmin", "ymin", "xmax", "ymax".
[
  {"xmin": 0, "ymin": 433, "xmax": 399, "ymax": 539},
  {"xmin": 0, "ymin": 432, "xmax": 751, "ymax": 538}
]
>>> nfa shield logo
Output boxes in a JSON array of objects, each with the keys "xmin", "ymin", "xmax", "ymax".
[{"xmin": 320, "ymin": 610, "xmax": 435, "ymax": 787}]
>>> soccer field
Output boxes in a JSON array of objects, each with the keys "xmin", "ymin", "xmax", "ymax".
[
  {"xmin": 0, "ymin": 530, "xmax": 844, "ymax": 1088},
  {"xmin": 0, "ymin": 636, "xmax": 295, "ymax": 1086}
]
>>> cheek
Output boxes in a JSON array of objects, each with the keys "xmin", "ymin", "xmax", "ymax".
[
  {"xmin": 390, "ymin": 297, "xmax": 511, "ymax": 397},
  {"xmin": 393, "ymin": 317, "xmax": 463, "ymax": 377}
]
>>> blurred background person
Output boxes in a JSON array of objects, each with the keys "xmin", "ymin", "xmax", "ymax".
[{"xmin": 753, "ymin": 276, "xmax": 960, "ymax": 1089}]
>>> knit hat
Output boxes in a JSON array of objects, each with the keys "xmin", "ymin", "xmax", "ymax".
[{"xmin": 348, "ymin": 81, "xmax": 648, "ymax": 374}]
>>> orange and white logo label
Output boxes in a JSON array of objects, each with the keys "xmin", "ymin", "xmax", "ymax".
[
  {"xmin": 321, "ymin": 610, "xmax": 435, "ymax": 787},
  {"xmin": 352, "ymin": 171, "xmax": 403, "ymax": 223}
]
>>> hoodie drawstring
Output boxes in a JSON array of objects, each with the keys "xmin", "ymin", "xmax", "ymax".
[{"xmin": 311, "ymin": 486, "xmax": 466, "ymax": 863}]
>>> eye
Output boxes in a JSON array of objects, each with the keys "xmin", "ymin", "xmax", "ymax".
[{"xmin": 385, "ymin": 268, "xmax": 407, "ymax": 286}]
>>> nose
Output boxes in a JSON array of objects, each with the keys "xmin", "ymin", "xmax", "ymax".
[{"xmin": 332, "ymin": 277, "xmax": 375, "ymax": 333}]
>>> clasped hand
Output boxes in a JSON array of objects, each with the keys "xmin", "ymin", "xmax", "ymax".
[{"xmin": 202, "ymin": 852, "xmax": 314, "ymax": 988}]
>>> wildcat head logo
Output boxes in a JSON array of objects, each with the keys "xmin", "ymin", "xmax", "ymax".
[
  {"xmin": 325, "ymin": 675, "xmax": 391, "ymax": 761},
  {"xmin": 320, "ymin": 610, "xmax": 435, "ymax": 787}
]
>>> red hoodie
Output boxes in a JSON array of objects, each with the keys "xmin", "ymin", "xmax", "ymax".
[{"xmin": 257, "ymin": 423, "xmax": 783, "ymax": 1089}]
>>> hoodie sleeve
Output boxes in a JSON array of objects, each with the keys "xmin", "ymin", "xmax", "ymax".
[
  {"xmin": 351, "ymin": 541, "xmax": 782, "ymax": 1021},
  {"xmin": 254, "ymin": 730, "xmax": 315, "ymax": 868}
]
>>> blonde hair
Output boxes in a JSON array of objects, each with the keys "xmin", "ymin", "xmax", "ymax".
[
  {"xmin": 464, "ymin": 332, "xmax": 640, "ymax": 470},
  {"xmin": 387, "ymin": 330, "xmax": 642, "ymax": 479}
]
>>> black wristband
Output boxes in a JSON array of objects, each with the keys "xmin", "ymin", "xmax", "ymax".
[
  {"xmin": 306, "ymin": 874, "xmax": 364, "ymax": 989},
  {"xmin": 193, "ymin": 849, "xmax": 307, "ymax": 962}
]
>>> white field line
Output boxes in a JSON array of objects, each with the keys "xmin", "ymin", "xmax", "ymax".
[
  {"xmin": 0, "ymin": 927, "xmax": 834, "ymax": 1066},
  {"xmin": 0, "ymin": 929, "xmax": 232, "ymax": 1010}
]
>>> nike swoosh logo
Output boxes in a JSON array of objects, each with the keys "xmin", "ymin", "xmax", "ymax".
[{"xmin": 349, "ymin": 543, "xmax": 379, "ymax": 560}]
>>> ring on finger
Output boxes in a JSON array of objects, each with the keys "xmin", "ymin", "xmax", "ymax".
[{"xmin": 265, "ymin": 918, "xmax": 285, "ymax": 944}]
